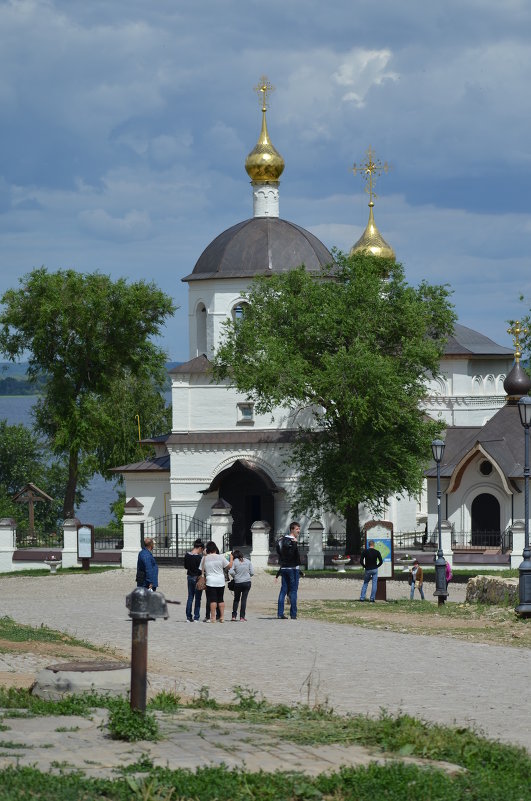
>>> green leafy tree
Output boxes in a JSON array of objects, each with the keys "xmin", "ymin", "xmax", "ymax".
[
  {"xmin": 0, "ymin": 268, "xmax": 175, "ymax": 519},
  {"xmin": 213, "ymin": 252, "xmax": 456, "ymax": 550},
  {"xmin": 0, "ymin": 420, "xmax": 87, "ymax": 530}
]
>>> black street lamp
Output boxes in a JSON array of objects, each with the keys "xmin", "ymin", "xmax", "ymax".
[
  {"xmin": 431, "ymin": 438, "xmax": 448, "ymax": 606},
  {"xmin": 516, "ymin": 396, "xmax": 531, "ymax": 616}
]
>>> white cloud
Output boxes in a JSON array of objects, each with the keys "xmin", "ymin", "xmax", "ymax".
[{"xmin": 78, "ymin": 208, "xmax": 152, "ymax": 241}]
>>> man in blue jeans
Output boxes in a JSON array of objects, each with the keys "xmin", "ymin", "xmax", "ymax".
[
  {"xmin": 184, "ymin": 539, "xmax": 205, "ymax": 621},
  {"xmin": 276, "ymin": 521, "xmax": 301, "ymax": 619},
  {"xmin": 359, "ymin": 539, "xmax": 383, "ymax": 602}
]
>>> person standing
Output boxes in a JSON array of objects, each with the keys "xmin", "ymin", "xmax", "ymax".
[
  {"xmin": 136, "ymin": 537, "xmax": 159, "ymax": 591},
  {"xmin": 229, "ymin": 550, "xmax": 254, "ymax": 621},
  {"xmin": 359, "ymin": 539, "xmax": 383, "ymax": 602},
  {"xmin": 184, "ymin": 539, "xmax": 204, "ymax": 622},
  {"xmin": 445, "ymin": 560, "xmax": 453, "ymax": 594},
  {"xmin": 276, "ymin": 521, "xmax": 301, "ymax": 620},
  {"xmin": 408, "ymin": 559, "xmax": 425, "ymax": 600},
  {"xmin": 200, "ymin": 541, "xmax": 233, "ymax": 623}
]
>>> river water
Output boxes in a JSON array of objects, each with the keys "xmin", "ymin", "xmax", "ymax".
[{"xmin": 1, "ymin": 396, "xmax": 121, "ymax": 526}]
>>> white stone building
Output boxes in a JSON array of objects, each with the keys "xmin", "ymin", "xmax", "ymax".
[{"xmin": 113, "ymin": 91, "xmax": 517, "ymax": 556}]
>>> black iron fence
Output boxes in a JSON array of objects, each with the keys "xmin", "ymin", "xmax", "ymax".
[
  {"xmin": 451, "ymin": 530, "xmax": 513, "ymax": 553},
  {"xmin": 141, "ymin": 514, "xmax": 212, "ymax": 562},
  {"xmin": 393, "ymin": 531, "xmax": 437, "ymax": 551},
  {"xmin": 15, "ymin": 530, "xmax": 62, "ymax": 549},
  {"xmin": 94, "ymin": 527, "xmax": 123, "ymax": 550}
]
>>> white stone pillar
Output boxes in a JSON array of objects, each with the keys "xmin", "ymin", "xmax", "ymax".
[
  {"xmin": 250, "ymin": 519, "xmax": 271, "ymax": 572},
  {"xmin": 122, "ymin": 499, "xmax": 145, "ymax": 570},
  {"xmin": 61, "ymin": 518, "xmax": 80, "ymax": 569},
  {"xmin": 441, "ymin": 520, "xmax": 453, "ymax": 567},
  {"xmin": 307, "ymin": 519, "xmax": 324, "ymax": 570},
  {"xmin": 210, "ymin": 499, "xmax": 233, "ymax": 554},
  {"xmin": 510, "ymin": 520, "xmax": 525, "ymax": 569},
  {"xmin": 0, "ymin": 518, "xmax": 16, "ymax": 574}
]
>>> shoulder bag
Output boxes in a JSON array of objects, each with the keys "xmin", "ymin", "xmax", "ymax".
[{"xmin": 196, "ymin": 573, "xmax": 206, "ymax": 591}]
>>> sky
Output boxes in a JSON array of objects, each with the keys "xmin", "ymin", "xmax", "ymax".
[{"xmin": 1, "ymin": 0, "xmax": 531, "ymax": 360}]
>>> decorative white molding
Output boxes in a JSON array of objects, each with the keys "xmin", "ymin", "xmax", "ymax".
[
  {"xmin": 252, "ymin": 183, "xmax": 279, "ymax": 218},
  {"xmin": 424, "ymin": 395, "xmax": 506, "ymax": 408}
]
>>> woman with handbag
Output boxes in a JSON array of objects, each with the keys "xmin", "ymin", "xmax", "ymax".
[
  {"xmin": 408, "ymin": 559, "xmax": 425, "ymax": 600},
  {"xmin": 200, "ymin": 541, "xmax": 233, "ymax": 623},
  {"xmin": 228, "ymin": 550, "xmax": 254, "ymax": 621}
]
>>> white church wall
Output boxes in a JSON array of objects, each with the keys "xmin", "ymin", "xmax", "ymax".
[
  {"xmin": 123, "ymin": 475, "xmax": 170, "ymax": 521},
  {"xmin": 423, "ymin": 356, "xmax": 512, "ymax": 427},
  {"xmin": 171, "ymin": 376, "xmax": 306, "ymax": 433},
  {"xmin": 188, "ymin": 278, "xmax": 255, "ymax": 358}
]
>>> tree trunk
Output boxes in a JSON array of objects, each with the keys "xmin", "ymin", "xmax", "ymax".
[
  {"xmin": 345, "ymin": 503, "xmax": 361, "ymax": 555},
  {"xmin": 62, "ymin": 448, "xmax": 79, "ymax": 520}
]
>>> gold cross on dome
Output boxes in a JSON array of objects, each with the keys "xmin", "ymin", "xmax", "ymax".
[
  {"xmin": 507, "ymin": 320, "xmax": 528, "ymax": 363},
  {"xmin": 254, "ymin": 76, "xmax": 275, "ymax": 111},
  {"xmin": 352, "ymin": 145, "xmax": 391, "ymax": 204}
]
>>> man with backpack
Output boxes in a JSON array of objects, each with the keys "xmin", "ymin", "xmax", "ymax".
[{"xmin": 276, "ymin": 521, "xmax": 301, "ymax": 620}]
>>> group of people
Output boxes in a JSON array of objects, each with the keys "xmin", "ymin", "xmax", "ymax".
[
  {"xmin": 136, "ymin": 524, "xmax": 453, "ymax": 617},
  {"xmin": 135, "ymin": 520, "xmax": 303, "ymax": 622},
  {"xmin": 184, "ymin": 539, "xmax": 254, "ymax": 622}
]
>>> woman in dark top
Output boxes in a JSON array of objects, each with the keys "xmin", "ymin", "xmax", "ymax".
[{"xmin": 184, "ymin": 539, "xmax": 204, "ymax": 622}]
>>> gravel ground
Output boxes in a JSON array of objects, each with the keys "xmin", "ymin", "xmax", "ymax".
[{"xmin": 1, "ymin": 568, "xmax": 529, "ymax": 752}]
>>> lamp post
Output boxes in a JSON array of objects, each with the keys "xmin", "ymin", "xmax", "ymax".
[
  {"xmin": 431, "ymin": 438, "xmax": 448, "ymax": 606},
  {"xmin": 516, "ymin": 397, "xmax": 531, "ymax": 616}
]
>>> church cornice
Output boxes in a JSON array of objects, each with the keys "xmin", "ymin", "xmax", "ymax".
[{"xmin": 424, "ymin": 396, "xmax": 506, "ymax": 409}]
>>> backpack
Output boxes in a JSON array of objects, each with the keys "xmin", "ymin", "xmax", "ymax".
[{"xmin": 278, "ymin": 535, "xmax": 297, "ymax": 563}]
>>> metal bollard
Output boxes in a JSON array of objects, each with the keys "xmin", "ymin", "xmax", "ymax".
[{"xmin": 125, "ymin": 587, "xmax": 169, "ymax": 712}]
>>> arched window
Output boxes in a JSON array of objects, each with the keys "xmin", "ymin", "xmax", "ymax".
[
  {"xmin": 232, "ymin": 302, "xmax": 248, "ymax": 323},
  {"xmin": 196, "ymin": 303, "xmax": 207, "ymax": 355}
]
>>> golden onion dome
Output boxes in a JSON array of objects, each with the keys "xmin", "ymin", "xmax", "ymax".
[
  {"xmin": 350, "ymin": 202, "xmax": 395, "ymax": 260},
  {"xmin": 245, "ymin": 79, "xmax": 284, "ymax": 183}
]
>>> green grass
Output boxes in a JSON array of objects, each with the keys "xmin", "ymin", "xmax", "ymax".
[
  {"xmin": 298, "ymin": 598, "xmax": 531, "ymax": 647},
  {"xmin": 0, "ymin": 616, "xmax": 99, "ymax": 649},
  {"xmin": 0, "ymin": 688, "xmax": 529, "ymax": 798},
  {"xmin": 300, "ymin": 567, "xmax": 519, "ymax": 581},
  {"xmin": 0, "ymin": 566, "xmax": 121, "ymax": 578}
]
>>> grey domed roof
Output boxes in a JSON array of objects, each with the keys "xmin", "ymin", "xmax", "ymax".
[{"xmin": 182, "ymin": 217, "xmax": 334, "ymax": 282}]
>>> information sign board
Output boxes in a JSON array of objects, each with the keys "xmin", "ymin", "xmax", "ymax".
[
  {"xmin": 363, "ymin": 520, "xmax": 394, "ymax": 579},
  {"xmin": 77, "ymin": 523, "xmax": 94, "ymax": 560}
]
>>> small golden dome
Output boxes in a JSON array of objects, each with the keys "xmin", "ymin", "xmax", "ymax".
[
  {"xmin": 245, "ymin": 79, "xmax": 284, "ymax": 183},
  {"xmin": 350, "ymin": 202, "xmax": 395, "ymax": 260}
]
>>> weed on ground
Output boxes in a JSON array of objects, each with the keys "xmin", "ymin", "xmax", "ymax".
[
  {"xmin": 0, "ymin": 688, "xmax": 530, "ymax": 798},
  {"xmin": 0, "ymin": 616, "xmax": 99, "ymax": 649},
  {"xmin": 298, "ymin": 599, "xmax": 531, "ymax": 647}
]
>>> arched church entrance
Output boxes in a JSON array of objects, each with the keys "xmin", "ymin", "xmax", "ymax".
[
  {"xmin": 471, "ymin": 493, "xmax": 500, "ymax": 547},
  {"xmin": 207, "ymin": 460, "xmax": 276, "ymax": 547}
]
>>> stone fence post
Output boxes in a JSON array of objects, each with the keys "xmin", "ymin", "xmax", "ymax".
[
  {"xmin": 441, "ymin": 520, "xmax": 453, "ymax": 567},
  {"xmin": 210, "ymin": 499, "xmax": 233, "ymax": 554},
  {"xmin": 122, "ymin": 498, "xmax": 145, "ymax": 570},
  {"xmin": 510, "ymin": 520, "xmax": 525, "ymax": 570},
  {"xmin": 0, "ymin": 518, "xmax": 16, "ymax": 573},
  {"xmin": 250, "ymin": 519, "xmax": 271, "ymax": 571},
  {"xmin": 62, "ymin": 517, "xmax": 81, "ymax": 569},
  {"xmin": 307, "ymin": 519, "xmax": 324, "ymax": 570}
]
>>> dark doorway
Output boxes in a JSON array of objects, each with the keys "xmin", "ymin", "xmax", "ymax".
[
  {"xmin": 471, "ymin": 493, "xmax": 500, "ymax": 546},
  {"xmin": 214, "ymin": 461, "xmax": 275, "ymax": 547}
]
